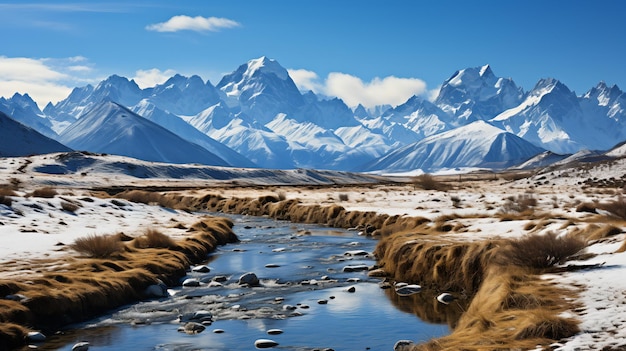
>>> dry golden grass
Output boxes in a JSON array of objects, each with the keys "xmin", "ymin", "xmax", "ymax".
[
  {"xmin": 0, "ymin": 215, "xmax": 237, "ymax": 348},
  {"xmin": 412, "ymin": 174, "xmax": 449, "ymax": 191},
  {"xmin": 0, "ymin": 186, "xmax": 18, "ymax": 197},
  {"xmin": 60, "ymin": 200, "xmax": 80, "ymax": 213},
  {"xmin": 597, "ymin": 195, "xmax": 626, "ymax": 220},
  {"xmin": 496, "ymin": 232, "xmax": 586, "ymax": 269},
  {"xmin": 27, "ymin": 187, "xmax": 58, "ymax": 198},
  {"xmin": 70, "ymin": 234, "xmax": 125, "ymax": 258},
  {"xmin": 132, "ymin": 228, "xmax": 177, "ymax": 249}
]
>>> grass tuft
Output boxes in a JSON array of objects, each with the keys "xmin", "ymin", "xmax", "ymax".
[
  {"xmin": 27, "ymin": 187, "xmax": 58, "ymax": 198},
  {"xmin": 134, "ymin": 229, "xmax": 177, "ymax": 249},
  {"xmin": 496, "ymin": 232, "xmax": 586, "ymax": 269},
  {"xmin": 70, "ymin": 234, "xmax": 125, "ymax": 258},
  {"xmin": 412, "ymin": 174, "xmax": 448, "ymax": 191},
  {"xmin": 598, "ymin": 195, "xmax": 626, "ymax": 220},
  {"xmin": 60, "ymin": 201, "xmax": 80, "ymax": 213}
]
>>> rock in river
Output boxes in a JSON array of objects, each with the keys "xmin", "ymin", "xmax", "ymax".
[
  {"xmin": 255, "ymin": 338, "xmax": 279, "ymax": 348},
  {"xmin": 395, "ymin": 284, "xmax": 422, "ymax": 296},
  {"xmin": 239, "ymin": 272, "xmax": 260, "ymax": 287},
  {"xmin": 179, "ymin": 322, "xmax": 206, "ymax": 334},
  {"xmin": 436, "ymin": 292, "xmax": 455, "ymax": 304},
  {"xmin": 72, "ymin": 342, "xmax": 90, "ymax": 351},
  {"xmin": 342, "ymin": 264, "xmax": 369, "ymax": 272}
]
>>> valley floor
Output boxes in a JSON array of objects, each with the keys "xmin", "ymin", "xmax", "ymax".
[{"xmin": 2, "ymin": 153, "xmax": 626, "ymax": 350}]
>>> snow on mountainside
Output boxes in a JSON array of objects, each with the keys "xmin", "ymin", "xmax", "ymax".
[
  {"xmin": 491, "ymin": 78, "xmax": 595, "ymax": 154},
  {"xmin": 7, "ymin": 56, "xmax": 626, "ymax": 173},
  {"xmin": 0, "ymin": 93, "xmax": 57, "ymax": 138},
  {"xmin": 58, "ymin": 100, "xmax": 229, "ymax": 166},
  {"xmin": 131, "ymin": 100, "xmax": 256, "ymax": 168},
  {"xmin": 363, "ymin": 121, "xmax": 544, "ymax": 173},
  {"xmin": 0, "ymin": 111, "xmax": 71, "ymax": 157},
  {"xmin": 435, "ymin": 64, "xmax": 525, "ymax": 123},
  {"xmin": 217, "ymin": 56, "xmax": 305, "ymax": 124}
]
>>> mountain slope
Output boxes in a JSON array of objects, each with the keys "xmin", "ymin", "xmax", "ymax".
[
  {"xmin": 363, "ymin": 121, "xmax": 544, "ymax": 173},
  {"xmin": 58, "ymin": 100, "xmax": 229, "ymax": 166},
  {"xmin": 0, "ymin": 111, "xmax": 71, "ymax": 157},
  {"xmin": 131, "ymin": 100, "xmax": 256, "ymax": 167}
]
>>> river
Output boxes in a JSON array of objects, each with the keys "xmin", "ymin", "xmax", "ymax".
[{"xmin": 30, "ymin": 213, "xmax": 453, "ymax": 350}]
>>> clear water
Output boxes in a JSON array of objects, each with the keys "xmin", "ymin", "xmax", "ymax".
[{"xmin": 28, "ymin": 214, "xmax": 453, "ymax": 351}]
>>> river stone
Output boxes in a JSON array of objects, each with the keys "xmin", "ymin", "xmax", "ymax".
[
  {"xmin": 437, "ymin": 292, "xmax": 454, "ymax": 304},
  {"xmin": 5, "ymin": 293, "xmax": 27, "ymax": 302},
  {"xmin": 265, "ymin": 263, "xmax": 280, "ymax": 268},
  {"xmin": 213, "ymin": 329, "xmax": 225, "ymax": 333},
  {"xmin": 255, "ymin": 339, "xmax": 279, "ymax": 348},
  {"xmin": 282, "ymin": 304, "xmax": 297, "ymax": 311},
  {"xmin": 179, "ymin": 310, "xmax": 213, "ymax": 323},
  {"xmin": 71, "ymin": 342, "xmax": 90, "ymax": 351},
  {"xmin": 179, "ymin": 322, "xmax": 206, "ymax": 334},
  {"xmin": 144, "ymin": 281, "xmax": 168, "ymax": 298},
  {"xmin": 182, "ymin": 278, "xmax": 200, "ymax": 287},
  {"xmin": 344, "ymin": 249, "xmax": 369, "ymax": 256},
  {"xmin": 342, "ymin": 264, "xmax": 369, "ymax": 272},
  {"xmin": 192, "ymin": 265, "xmax": 211, "ymax": 273},
  {"xmin": 267, "ymin": 329, "xmax": 283, "ymax": 335},
  {"xmin": 238, "ymin": 272, "xmax": 260, "ymax": 286},
  {"xmin": 318, "ymin": 299, "xmax": 328, "ymax": 304},
  {"xmin": 394, "ymin": 340, "xmax": 415, "ymax": 350},
  {"xmin": 395, "ymin": 284, "xmax": 422, "ymax": 296},
  {"xmin": 26, "ymin": 331, "xmax": 46, "ymax": 342},
  {"xmin": 213, "ymin": 275, "xmax": 228, "ymax": 282},
  {"xmin": 347, "ymin": 286, "xmax": 356, "ymax": 293}
]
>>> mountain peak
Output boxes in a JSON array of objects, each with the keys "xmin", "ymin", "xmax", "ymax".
[
  {"xmin": 446, "ymin": 64, "xmax": 496, "ymax": 87},
  {"xmin": 479, "ymin": 64, "xmax": 493, "ymax": 77},
  {"xmin": 245, "ymin": 56, "xmax": 289, "ymax": 81}
]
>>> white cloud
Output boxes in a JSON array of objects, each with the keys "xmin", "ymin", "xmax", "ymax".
[
  {"xmin": 287, "ymin": 69, "xmax": 324, "ymax": 93},
  {"xmin": 0, "ymin": 56, "xmax": 95, "ymax": 108},
  {"xmin": 146, "ymin": 15, "xmax": 240, "ymax": 33},
  {"xmin": 289, "ymin": 68, "xmax": 428, "ymax": 108},
  {"xmin": 133, "ymin": 68, "xmax": 177, "ymax": 89}
]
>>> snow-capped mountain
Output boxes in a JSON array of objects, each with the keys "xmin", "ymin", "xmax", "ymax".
[
  {"xmin": 58, "ymin": 100, "xmax": 229, "ymax": 166},
  {"xmin": 9, "ymin": 57, "xmax": 626, "ymax": 174},
  {"xmin": 0, "ymin": 93, "xmax": 57, "ymax": 138},
  {"xmin": 0, "ymin": 111, "xmax": 71, "ymax": 157},
  {"xmin": 147, "ymin": 74, "xmax": 221, "ymax": 116},
  {"xmin": 217, "ymin": 56, "xmax": 305, "ymax": 124},
  {"xmin": 435, "ymin": 65, "xmax": 525, "ymax": 123},
  {"xmin": 490, "ymin": 78, "xmax": 593, "ymax": 154},
  {"xmin": 131, "ymin": 100, "xmax": 256, "ymax": 167},
  {"xmin": 362, "ymin": 121, "xmax": 545, "ymax": 173}
]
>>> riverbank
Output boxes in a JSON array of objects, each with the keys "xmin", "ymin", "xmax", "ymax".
[
  {"xmin": 0, "ymin": 186, "xmax": 238, "ymax": 350},
  {"xmin": 111, "ymin": 174, "xmax": 626, "ymax": 350}
]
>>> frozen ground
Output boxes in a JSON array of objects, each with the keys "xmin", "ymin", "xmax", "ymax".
[{"xmin": 1, "ymin": 152, "xmax": 626, "ymax": 350}]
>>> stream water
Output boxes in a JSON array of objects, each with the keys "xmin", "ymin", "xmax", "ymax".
[{"xmin": 30, "ymin": 214, "xmax": 453, "ymax": 351}]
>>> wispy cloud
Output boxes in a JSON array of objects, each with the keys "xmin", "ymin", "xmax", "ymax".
[
  {"xmin": 146, "ymin": 15, "xmax": 240, "ymax": 33},
  {"xmin": 289, "ymin": 68, "xmax": 428, "ymax": 108},
  {"xmin": 0, "ymin": 56, "xmax": 96, "ymax": 108},
  {"xmin": 133, "ymin": 68, "xmax": 177, "ymax": 88}
]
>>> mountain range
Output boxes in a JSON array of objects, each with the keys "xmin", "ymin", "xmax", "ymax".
[{"xmin": 1, "ymin": 56, "xmax": 625, "ymax": 173}]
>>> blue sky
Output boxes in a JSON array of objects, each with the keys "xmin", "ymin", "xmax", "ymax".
[{"xmin": 1, "ymin": 0, "xmax": 625, "ymax": 108}]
